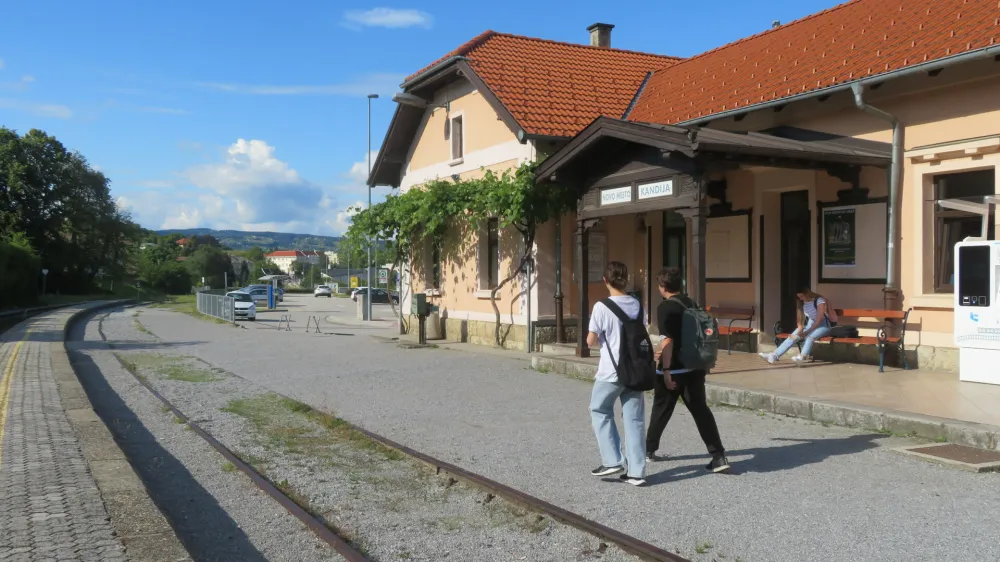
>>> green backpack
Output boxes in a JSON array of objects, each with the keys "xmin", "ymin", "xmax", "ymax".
[{"xmin": 669, "ymin": 295, "xmax": 719, "ymax": 371}]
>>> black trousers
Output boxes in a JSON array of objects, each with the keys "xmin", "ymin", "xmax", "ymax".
[{"xmin": 645, "ymin": 370, "xmax": 725, "ymax": 455}]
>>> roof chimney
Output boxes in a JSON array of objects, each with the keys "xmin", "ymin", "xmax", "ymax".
[
  {"xmin": 772, "ymin": 20, "xmax": 781, "ymax": 28},
  {"xmin": 587, "ymin": 23, "xmax": 614, "ymax": 48}
]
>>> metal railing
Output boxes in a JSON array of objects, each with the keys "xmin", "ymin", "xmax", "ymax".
[{"xmin": 196, "ymin": 292, "xmax": 236, "ymax": 324}]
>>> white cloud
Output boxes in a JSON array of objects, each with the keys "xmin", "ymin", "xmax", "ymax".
[
  {"xmin": 0, "ymin": 98, "xmax": 72, "ymax": 118},
  {"xmin": 0, "ymin": 75, "xmax": 36, "ymax": 92},
  {"xmin": 198, "ymin": 73, "xmax": 404, "ymax": 97},
  {"xmin": 343, "ymin": 8, "xmax": 433, "ymax": 29},
  {"xmin": 348, "ymin": 150, "xmax": 380, "ymax": 183},
  {"xmin": 118, "ymin": 140, "xmax": 386, "ymax": 236}
]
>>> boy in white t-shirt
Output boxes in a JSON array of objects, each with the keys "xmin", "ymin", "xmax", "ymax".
[{"xmin": 586, "ymin": 261, "xmax": 647, "ymax": 486}]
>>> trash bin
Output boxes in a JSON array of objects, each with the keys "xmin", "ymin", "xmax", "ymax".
[
  {"xmin": 356, "ymin": 292, "xmax": 369, "ymax": 321},
  {"xmin": 426, "ymin": 305, "xmax": 442, "ymax": 340}
]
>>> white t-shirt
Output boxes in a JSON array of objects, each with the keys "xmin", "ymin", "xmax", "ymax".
[
  {"xmin": 589, "ymin": 295, "xmax": 642, "ymax": 383},
  {"xmin": 803, "ymin": 297, "xmax": 826, "ymax": 322}
]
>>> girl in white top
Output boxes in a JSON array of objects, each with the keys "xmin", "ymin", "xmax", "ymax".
[{"xmin": 761, "ymin": 288, "xmax": 834, "ymax": 365}]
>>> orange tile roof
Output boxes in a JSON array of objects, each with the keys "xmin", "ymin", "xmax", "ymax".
[
  {"xmin": 266, "ymin": 250, "xmax": 301, "ymax": 257},
  {"xmin": 629, "ymin": 0, "xmax": 1000, "ymax": 125},
  {"xmin": 408, "ymin": 31, "xmax": 681, "ymax": 137}
]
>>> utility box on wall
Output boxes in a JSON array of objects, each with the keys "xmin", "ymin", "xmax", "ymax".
[{"xmin": 953, "ymin": 240, "xmax": 1000, "ymax": 385}]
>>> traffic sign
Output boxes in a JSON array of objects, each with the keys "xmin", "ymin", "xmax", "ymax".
[
  {"xmin": 350, "ymin": 276, "xmax": 359, "ymax": 288},
  {"xmin": 378, "ymin": 269, "xmax": 388, "ymax": 285}
]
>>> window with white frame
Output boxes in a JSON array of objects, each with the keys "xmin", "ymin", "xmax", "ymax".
[
  {"xmin": 933, "ymin": 169, "xmax": 995, "ymax": 293},
  {"xmin": 450, "ymin": 115, "xmax": 464, "ymax": 160}
]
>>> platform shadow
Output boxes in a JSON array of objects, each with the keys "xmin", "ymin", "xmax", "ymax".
[
  {"xmin": 645, "ymin": 433, "xmax": 887, "ymax": 485},
  {"xmin": 67, "ymin": 314, "xmax": 269, "ymax": 562}
]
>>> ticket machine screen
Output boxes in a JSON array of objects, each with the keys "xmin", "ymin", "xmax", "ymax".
[{"xmin": 957, "ymin": 245, "xmax": 990, "ymax": 307}]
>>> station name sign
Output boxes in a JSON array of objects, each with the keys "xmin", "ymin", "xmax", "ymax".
[
  {"xmin": 599, "ymin": 186, "xmax": 632, "ymax": 206},
  {"xmin": 637, "ymin": 179, "xmax": 673, "ymax": 200}
]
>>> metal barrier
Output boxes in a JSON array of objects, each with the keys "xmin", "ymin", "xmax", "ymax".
[{"xmin": 196, "ymin": 292, "xmax": 236, "ymax": 324}]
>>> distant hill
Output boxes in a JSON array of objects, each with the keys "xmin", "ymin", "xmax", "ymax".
[{"xmin": 155, "ymin": 228, "xmax": 341, "ymax": 251}]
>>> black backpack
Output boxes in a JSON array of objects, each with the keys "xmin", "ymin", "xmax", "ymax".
[
  {"xmin": 669, "ymin": 295, "xmax": 719, "ymax": 371},
  {"xmin": 599, "ymin": 298, "xmax": 657, "ymax": 392}
]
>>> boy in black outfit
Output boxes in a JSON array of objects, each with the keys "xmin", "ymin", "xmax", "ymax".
[{"xmin": 646, "ymin": 267, "xmax": 731, "ymax": 473}]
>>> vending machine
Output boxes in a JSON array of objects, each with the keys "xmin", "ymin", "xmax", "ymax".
[{"xmin": 953, "ymin": 240, "xmax": 1000, "ymax": 385}]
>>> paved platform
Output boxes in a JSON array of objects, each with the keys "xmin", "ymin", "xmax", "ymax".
[
  {"xmin": 532, "ymin": 350, "xmax": 1000, "ymax": 450},
  {"xmin": 1, "ymin": 304, "xmax": 189, "ymax": 562}
]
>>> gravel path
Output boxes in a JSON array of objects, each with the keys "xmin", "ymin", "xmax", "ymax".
[
  {"xmin": 96, "ymin": 307, "xmax": 637, "ymax": 562},
  {"xmin": 134, "ymin": 296, "xmax": 1000, "ymax": 562},
  {"xmin": 69, "ymin": 308, "xmax": 344, "ymax": 562}
]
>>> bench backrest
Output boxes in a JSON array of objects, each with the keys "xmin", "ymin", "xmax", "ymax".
[{"xmin": 834, "ymin": 308, "xmax": 907, "ymax": 320}]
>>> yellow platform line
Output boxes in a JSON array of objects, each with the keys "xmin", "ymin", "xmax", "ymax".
[{"xmin": 0, "ymin": 340, "xmax": 25, "ymax": 469}]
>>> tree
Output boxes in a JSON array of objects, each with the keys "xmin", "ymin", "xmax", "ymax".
[
  {"xmin": 185, "ymin": 246, "xmax": 234, "ymax": 288},
  {"xmin": 1, "ymin": 127, "xmax": 141, "ymax": 299}
]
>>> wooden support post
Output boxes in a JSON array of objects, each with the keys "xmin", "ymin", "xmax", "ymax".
[{"xmin": 576, "ymin": 222, "xmax": 590, "ymax": 358}]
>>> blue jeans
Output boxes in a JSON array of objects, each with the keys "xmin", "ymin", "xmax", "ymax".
[
  {"xmin": 775, "ymin": 317, "xmax": 832, "ymax": 358},
  {"xmin": 590, "ymin": 381, "xmax": 646, "ymax": 478}
]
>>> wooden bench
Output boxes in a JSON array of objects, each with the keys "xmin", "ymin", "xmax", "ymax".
[
  {"xmin": 773, "ymin": 308, "xmax": 912, "ymax": 372},
  {"xmin": 706, "ymin": 306, "xmax": 756, "ymax": 354}
]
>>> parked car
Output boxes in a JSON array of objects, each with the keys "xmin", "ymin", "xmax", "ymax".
[
  {"xmin": 314, "ymin": 285, "xmax": 333, "ymax": 298},
  {"xmin": 243, "ymin": 285, "xmax": 282, "ymax": 302},
  {"xmin": 226, "ymin": 291, "xmax": 256, "ymax": 321},
  {"xmin": 352, "ymin": 287, "xmax": 398, "ymax": 305},
  {"xmin": 245, "ymin": 288, "xmax": 269, "ymax": 305}
]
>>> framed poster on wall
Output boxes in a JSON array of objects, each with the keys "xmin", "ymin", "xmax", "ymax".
[
  {"xmin": 818, "ymin": 201, "xmax": 888, "ymax": 283},
  {"xmin": 823, "ymin": 207, "xmax": 856, "ymax": 267}
]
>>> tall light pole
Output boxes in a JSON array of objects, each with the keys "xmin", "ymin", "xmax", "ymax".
[{"xmin": 366, "ymin": 93, "xmax": 378, "ymax": 321}]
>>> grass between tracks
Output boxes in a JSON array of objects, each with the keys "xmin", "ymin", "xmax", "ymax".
[{"xmin": 116, "ymin": 353, "xmax": 224, "ymax": 383}]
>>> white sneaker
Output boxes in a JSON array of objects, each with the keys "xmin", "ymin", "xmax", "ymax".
[
  {"xmin": 759, "ymin": 352, "xmax": 776, "ymax": 364},
  {"xmin": 791, "ymin": 355, "xmax": 807, "ymax": 366}
]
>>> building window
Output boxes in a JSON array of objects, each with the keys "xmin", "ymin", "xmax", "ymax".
[
  {"xmin": 933, "ymin": 169, "xmax": 995, "ymax": 293},
  {"xmin": 450, "ymin": 115, "xmax": 464, "ymax": 160},
  {"xmin": 430, "ymin": 238, "xmax": 442, "ymax": 289},
  {"xmin": 486, "ymin": 218, "xmax": 499, "ymax": 289}
]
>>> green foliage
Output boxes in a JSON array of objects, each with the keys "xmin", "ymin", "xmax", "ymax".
[
  {"xmin": 185, "ymin": 246, "xmax": 234, "ymax": 288},
  {"xmin": 344, "ymin": 162, "xmax": 577, "ymax": 345},
  {"xmin": 141, "ymin": 261, "xmax": 192, "ymax": 295},
  {"xmin": 0, "ymin": 236, "xmax": 42, "ymax": 308},
  {"xmin": 0, "ymin": 127, "xmax": 140, "ymax": 300}
]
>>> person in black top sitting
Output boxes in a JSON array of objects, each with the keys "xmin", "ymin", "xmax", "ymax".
[{"xmin": 646, "ymin": 267, "xmax": 730, "ymax": 473}]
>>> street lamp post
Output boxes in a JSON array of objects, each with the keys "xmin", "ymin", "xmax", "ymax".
[
  {"xmin": 41, "ymin": 269, "xmax": 49, "ymax": 299},
  {"xmin": 366, "ymin": 93, "xmax": 378, "ymax": 321}
]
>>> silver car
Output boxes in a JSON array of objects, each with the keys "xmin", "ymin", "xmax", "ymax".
[{"xmin": 314, "ymin": 285, "xmax": 333, "ymax": 298}]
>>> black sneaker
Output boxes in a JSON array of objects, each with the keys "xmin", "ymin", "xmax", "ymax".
[
  {"xmin": 591, "ymin": 465, "xmax": 625, "ymax": 477},
  {"xmin": 646, "ymin": 451, "xmax": 665, "ymax": 462},
  {"xmin": 619, "ymin": 474, "xmax": 647, "ymax": 486},
  {"xmin": 705, "ymin": 455, "xmax": 731, "ymax": 473}
]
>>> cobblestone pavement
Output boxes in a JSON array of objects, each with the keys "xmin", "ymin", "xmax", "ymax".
[
  {"xmin": 1, "ymin": 315, "xmax": 126, "ymax": 562},
  {"xmin": 135, "ymin": 296, "xmax": 1000, "ymax": 562}
]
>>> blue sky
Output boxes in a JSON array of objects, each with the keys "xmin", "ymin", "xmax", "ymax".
[{"xmin": 0, "ymin": 0, "xmax": 838, "ymax": 235}]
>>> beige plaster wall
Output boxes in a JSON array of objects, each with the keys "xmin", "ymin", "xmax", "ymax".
[{"xmin": 407, "ymin": 81, "xmax": 519, "ymax": 172}]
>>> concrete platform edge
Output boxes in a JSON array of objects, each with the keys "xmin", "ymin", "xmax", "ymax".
[
  {"xmin": 530, "ymin": 355, "xmax": 1000, "ymax": 452},
  {"xmin": 56, "ymin": 301, "xmax": 193, "ymax": 562}
]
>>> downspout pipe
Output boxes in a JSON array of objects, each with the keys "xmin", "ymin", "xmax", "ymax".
[{"xmin": 851, "ymin": 82, "xmax": 903, "ymax": 304}]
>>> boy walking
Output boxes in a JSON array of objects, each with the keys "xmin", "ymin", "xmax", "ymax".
[
  {"xmin": 587, "ymin": 261, "xmax": 648, "ymax": 486},
  {"xmin": 646, "ymin": 267, "xmax": 731, "ymax": 473}
]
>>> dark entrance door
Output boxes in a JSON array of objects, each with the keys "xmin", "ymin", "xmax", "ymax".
[
  {"xmin": 780, "ymin": 191, "xmax": 811, "ymax": 330},
  {"xmin": 662, "ymin": 210, "xmax": 687, "ymax": 293}
]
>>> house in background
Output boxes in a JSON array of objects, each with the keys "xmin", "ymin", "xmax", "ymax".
[
  {"xmin": 368, "ymin": 24, "xmax": 680, "ymax": 348},
  {"xmin": 371, "ymin": 0, "xmax": 1000, "ymax": 370},
  {"xmin": 265, "ymin": 250, "xmax": 321, "ymax": 273}
]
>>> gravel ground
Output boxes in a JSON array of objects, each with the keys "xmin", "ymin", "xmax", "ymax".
[
  {"xmin": 97, "ymin": 307, "xmax": 637, "ymax": 562},
  {"xmin": 69, "ymin": 308, "xmax": 344, "ymax": 562},
  {"xmin": 132, "ymin": 296, "xmax": 1000, "ymax": 562}
]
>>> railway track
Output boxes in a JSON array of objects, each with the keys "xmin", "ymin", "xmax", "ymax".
[{"xmin": 85, "ymin": 307, "xmax": 689, "ymax": 562}]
